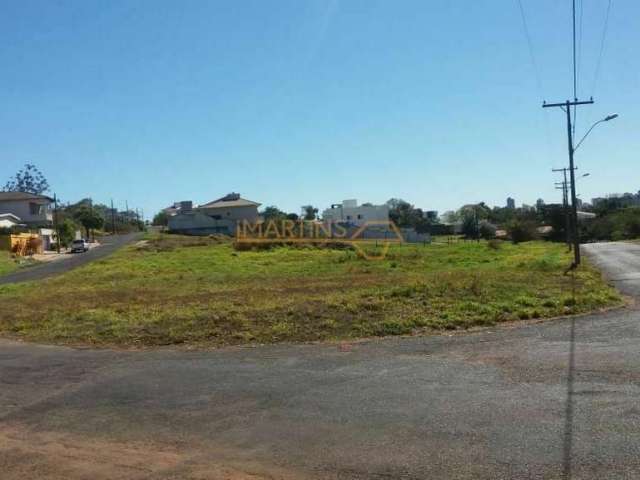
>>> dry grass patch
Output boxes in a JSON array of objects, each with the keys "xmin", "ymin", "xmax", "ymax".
[{"xmin": 0, "ymin": 234, "xmax": 622, "ymax": 347}]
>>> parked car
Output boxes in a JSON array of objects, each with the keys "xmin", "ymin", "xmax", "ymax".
[{"xmin": 70, "ymin": 239, "xmax": 89, "ymax": 253}]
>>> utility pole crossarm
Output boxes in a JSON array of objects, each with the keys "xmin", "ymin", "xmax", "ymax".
[{"xmin": 543, "ymin": 99, "xmax": 594, "ymax": 108}]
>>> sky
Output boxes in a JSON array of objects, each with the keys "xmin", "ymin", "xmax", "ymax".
[{"xmin": 1, "ymin": 0, "xmax": 638, "ymax": 219}]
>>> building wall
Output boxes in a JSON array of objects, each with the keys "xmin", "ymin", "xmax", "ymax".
[
  {"xmin": 0, "ymin": 200, "xmax": 52, "ymax": 225},
  {"xmin": 198, "ymin": 205, "xmax": 259, "ymax": 222},
  {"xmin": 323, "ymin": 204, "xmax": 389, "ymax": 226},
  {"xmin": 168, "ymin": 211, "xmax": 242, "ymax": 235}
]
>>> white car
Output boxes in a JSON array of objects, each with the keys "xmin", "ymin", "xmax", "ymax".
[{"xmin": 70, "ymin": 239, "xmax": 89, "ymax": 253}]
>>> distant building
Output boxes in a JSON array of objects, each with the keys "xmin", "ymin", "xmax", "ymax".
[
  {"xmin": 591, "ymin": 192, "xmax": 640, "ymax": 209},
  {"xmin": 167, "ymin": 193, "xmax": 261, "ymax": 235},
  {"xmin": 425, "ymin": 210, "xmax": 439, "ymax": 222},
  {"xmin": 506, "ymin": 197, "xmax": 515, "ymax": 209},
  {"xmin": 0, "ymin": 191, "xmax": 53, "ymax": 227},
  {"xmin": 536, "ymin": 198, "xmax": 545, "ymax": 210},
  {"xmin": 163, "ymin": 201, "xmax": 192, "ymax": 217},
  {"xmin": 322, "ymin": 199, "xmax": 389, "ymax": 226}
]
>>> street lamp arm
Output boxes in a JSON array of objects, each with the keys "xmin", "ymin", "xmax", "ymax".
[
  {"xmin": 574, "ymin": 120, "xmax": 604, "ymax": 152},
  {"xmin": 574, "ymin": 114, "xmax": 618, "ymax": 152}
]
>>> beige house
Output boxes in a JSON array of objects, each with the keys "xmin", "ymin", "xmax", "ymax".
[
  {"xmin": 0, "ymin": 192, "xmax": 53, "ymax": 226},
  {"xmin": 168, "ymin": 193, "xmax": 261, "ymax": 235}
]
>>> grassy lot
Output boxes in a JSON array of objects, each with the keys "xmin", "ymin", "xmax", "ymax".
[
  {"xmin": 0, "ymin": 251, "xmax": 39, "ymax": 276},
  {"xmin": 0, "ymin": 234, "xmax": 622, "ymax": 347},
  {"xmin": 0, "ymin": 251, "xmax": 18, "ymax": 276}
]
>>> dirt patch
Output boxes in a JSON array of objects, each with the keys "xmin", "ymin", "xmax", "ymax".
[{"xmin": 0, "ymin": 422, "xmax": 304, "ymax": 480}]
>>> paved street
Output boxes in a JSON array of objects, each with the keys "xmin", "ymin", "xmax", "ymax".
[
  {"xmin": 0, "ymin": 233, "xmax": 142, "ymax": 285},
  {"xmin": 583, "ymin": 241, "xmax": 640, "ymax": 298},
  {"xmin": 1, "ymin": 242, "xmax": 639, "ymax": 479}
]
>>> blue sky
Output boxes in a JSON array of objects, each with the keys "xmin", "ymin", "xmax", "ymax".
[{"xmin": 1, "ymin": 0, "xmax": 638, "ymax": 219}]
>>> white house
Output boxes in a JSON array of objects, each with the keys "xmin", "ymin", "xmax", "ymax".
[{"xmin": 322, "ymin": 199, "xmax": 389, "ymax": 226}]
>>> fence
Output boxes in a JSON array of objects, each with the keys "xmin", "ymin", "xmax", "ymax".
[{"xmin": 0, "ymin": 233, "xmax": 44, "ymax": 256}]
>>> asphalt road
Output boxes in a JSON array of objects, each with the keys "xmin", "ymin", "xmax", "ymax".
[
  {"xmin": 1, "ymin": 242, "xmax": 639, "ymax": 479},
  {"xmin": 0, "ymin": 233, "xmax": 142, "ymax": 285},
  {"xmin": 583, "ymin": 241, "xmax": 640, "ymax": 298}
]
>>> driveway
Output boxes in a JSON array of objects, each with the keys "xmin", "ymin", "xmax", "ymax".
[
  {"xmin": 0, "ymin": 233, "xmax": 142, "ymax": 285},
  {"xmin": 1, "ymin": 242, "xmax": 639, "ymax": 479}
]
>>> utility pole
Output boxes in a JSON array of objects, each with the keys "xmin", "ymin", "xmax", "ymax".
[
  {"xmin": 53, "ymin": 193, "xmax": 61, "ymax": 253},
  {"xmin": 544, "ymin": 99, "xmax": 592, "ymax": 266},
  {"xmin": 553, "ymin": 168, "xmax": 573, "ymax": 251},
  {"xmin": 110, "ymin": 198, "xmax": 116, "ymax": 235},
  {"xmin": 542, "ymin": 0, "xmax": 592, "ymax": 267}
]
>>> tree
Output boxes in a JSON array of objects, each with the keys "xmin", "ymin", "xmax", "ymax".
[
  {"xmin": 58, "ymin": 219, "xmax": 77, "ymax": 248},
  {"xmin": 461, "ymin": 215, "xmax": 478, "ymax": 239},
  {"xmin": 260, "ymin": 206, "xmax": 286, "ymax": 222},
  {"xmin": 152, "ymin": 210, "xmax": 169, "ymax": 226},
  {"xmin": 3, "ymin": 163, "xmax": 50, "ymax": 195},
  {"xmin": 302, "ymin": 205, "xmax": 318, "ymax": 221},
  {"xmin": 441, "ymin": 210, "xmax": 460, "ymax": 224},
  {"xmin": 73, "ymin": 206, "xmax": 104, "ymax": 239},
  {"xmin": 386, "ymin": 198, "xmax": 419, "ymax": 228}
]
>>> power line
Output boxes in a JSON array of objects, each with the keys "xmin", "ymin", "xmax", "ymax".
[
  {"xmin": 572, "ymin": 0, "xmax": 579, "ymax": 137},
  {"xmin": 574, "ymin": 0, "xmax": 584, "ymax": 136},
  {"xmin": 572, "ymin": 0, "xmax": 578, "ymax": 101},
  {"xmin": 516, "ymin": 0, "xmax": 554, "ymax": 170},
  {"xmin": 516, "ymin": 0, "xmax": 544, "ymax": 97},
  {"xmin": 591, "ymin": 0, "xmax": 612, "ymax": 97}
]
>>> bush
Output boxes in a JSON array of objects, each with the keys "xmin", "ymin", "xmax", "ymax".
[
  {"xmin": 581, "ymin": 208, "xmax": 640, "ymax": 241},
  {"xmin": 508, "ymin": 220, "xmax": 538, "ymax": 244},
  {"xmin": 479, "ymin": 221, "xmax": 497, "ymax": 240}
]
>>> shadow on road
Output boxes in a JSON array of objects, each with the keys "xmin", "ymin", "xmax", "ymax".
[{"xmin": 562, "ymin": 315, "xmax": 576, "ymax": 479}]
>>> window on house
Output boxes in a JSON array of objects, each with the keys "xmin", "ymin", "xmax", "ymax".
[
  {"xmin": 357, "ymin": 214, "xmax": 362, "ymax": 219},
  {"xmin": 346, "ymin": 215, "xmax": 351, "ymax": 220},
  {"xmin": 29, "ymin": 203, "xmax": 41, "ymax": 215}
]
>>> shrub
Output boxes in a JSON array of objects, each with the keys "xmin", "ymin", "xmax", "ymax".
[
  {"xmin": 508, "ymin": 220, "xmax": 539, "ymax": 244},
  {"xmin": 479, "ymin": 221, "xmax": 497, "ymax": 240}
]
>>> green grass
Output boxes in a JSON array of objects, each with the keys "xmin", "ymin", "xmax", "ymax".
[
  {"xmin": 0, "ymin": 251, "xmax": 18, "ymax": 276},
  {"xmin": 0, "ymin": 251, "xmax": 39, "ymax": 276},
  {"xmin": 0, "ymin": 234, "xmax": 622, "ymax": 347}
]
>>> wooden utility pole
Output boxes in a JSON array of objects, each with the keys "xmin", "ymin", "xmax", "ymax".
[
  {"xmin": 553, "ymin": 168, "xmax": 574, "ymax": 251},
  {"xmin": 53, "ymin": 193, "xmax": 61, "ymax": 253},
  {"xmin": 111, "ymin": 198, "xmax": 117, "ymax": 235},
  {"xmin": 544, "ymin": 99, "xmax": 593, "ymax": 266},
  {"xmin": 542, "ymin": 0, "xmax": 593, "ymax": 267}
]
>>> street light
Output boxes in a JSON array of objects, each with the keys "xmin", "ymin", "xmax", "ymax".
[{"xmin": 574, "ymin": 114, "xmax": 619, "ymax": 152}]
